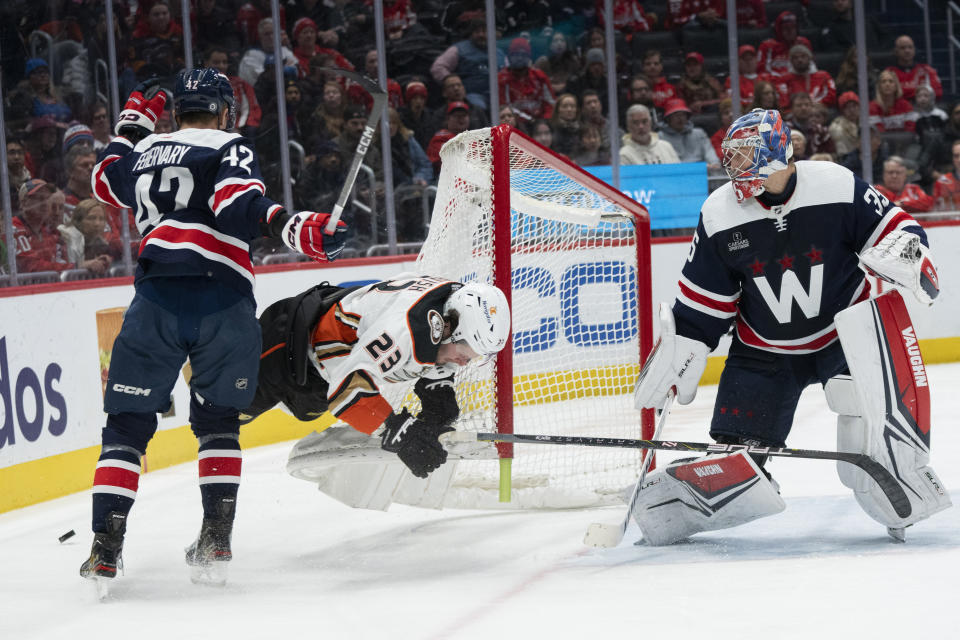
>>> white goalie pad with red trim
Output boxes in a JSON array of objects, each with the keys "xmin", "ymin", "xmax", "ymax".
[
  {"xmin": 630, "ymin": 451, "xmax": 785, "ymax": 546},
  {"xmin": 833, "ymin": 291, "xmax": 951, "ymax": 529}
]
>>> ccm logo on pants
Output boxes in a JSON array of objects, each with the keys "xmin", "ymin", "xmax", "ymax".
[{"xmin": 113, "ymin": 384, "xmax": 152, "ymax": 396}]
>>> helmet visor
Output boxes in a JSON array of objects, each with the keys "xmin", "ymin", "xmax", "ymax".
[{"xmin": 721, "ymin": 134, "xmax": 762, "ymax": 181}]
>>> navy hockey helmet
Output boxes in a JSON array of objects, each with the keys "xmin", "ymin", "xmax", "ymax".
[{"xmin": 174, "ymin": 67, "xmax": 236, "ymax": 130}]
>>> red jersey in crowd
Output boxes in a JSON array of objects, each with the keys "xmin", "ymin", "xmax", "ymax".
[
  {"xmin": 886, "ymin": 63, "xmax": 942, "ymax": 100},
  {"xmin": 650, "ymin": 77, "xmax": 680, "ymax": 110},
  {"xmin": 595, "ymin": 0, "xmax": 653, "ymax": 33},
  {"xmin": 664, "ymin": 0, "xmax": 724, "ymax": 30},
  {"xmin": 933, "ymin": 172, "xmax": 960, "ymax": 210},
  {"xmin": 724, "ymin": 73, "xmax": 775, "ymax": 109},
  {"xmin": 348, "ymin": 78, "xmax": 404, "ymax": 112},
  {"xmin": 12, "ymin": 217, "xmax": 72, "ymax": 273},
  {"xmin": 498, "ymin": 67, "xmax": 556, "ymax": 120},
  {"xmin": 874, "ymin": 183, "xmax": 933, "ymax": 213},
  {"xmin": 230, "ymin": 76, "xmax": 262, "ymax": 129},
  {"xmin": 776, "ymin": 71, "xmax": 837, "ymax": 107},
  {"xmin": 869, "ymin": 99, "xmax": 917, "ymax": 132}
]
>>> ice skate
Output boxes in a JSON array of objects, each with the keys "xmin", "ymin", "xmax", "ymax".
[
  {"xmin": 80, "ymin": 512, "xmax": 127, "ymax": 598},
  {"xmin": 186, "ymin": 497, "xmax": 235, "ymax": 586}
]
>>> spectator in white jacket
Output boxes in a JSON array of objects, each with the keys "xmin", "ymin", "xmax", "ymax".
[
  {"xmin": 656, "ymin": 98, "xmax": 720, "ymax": 170},
  {"xmin": 238, "ymin": 18, "xmax": 299, "ymax": 86},
  {"xmin": 620, "ymin": 104, "xmax": 680, "ymax": 165}
]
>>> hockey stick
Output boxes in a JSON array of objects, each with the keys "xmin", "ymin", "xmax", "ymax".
[
  {"xmin": 583, "ymin": 392, "xmax": 674, "ymax": 548},
  {"xmin": 475, "ymin": 433, "xmax": 912, "ymax": 519},
  {"xmin": 320, "ymin": 68, "xmax": 388, "ymax": 233}
]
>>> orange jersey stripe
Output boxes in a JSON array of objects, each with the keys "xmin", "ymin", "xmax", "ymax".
[
  {"xmin": 311, "ymin": 302, "xmax": 359, "ymax": 348},
  {"xmin": 338, "ymin": 395, "xmax": 393, "ymax": 434}
]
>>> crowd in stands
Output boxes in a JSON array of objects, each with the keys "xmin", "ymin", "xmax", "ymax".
[{"xmin": 2, "ymin": 0, "xmax": 959, "ymax": 282}]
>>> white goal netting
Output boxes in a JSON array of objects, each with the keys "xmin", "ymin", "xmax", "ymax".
[{"xmin": 287, "ymin": 125, "xmax": 652, "ymax": 510}]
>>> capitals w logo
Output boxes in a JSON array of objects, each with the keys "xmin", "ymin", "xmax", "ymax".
[{"xmin": 753, "ymin": 265, "xmax": 824, "ymax": 323}]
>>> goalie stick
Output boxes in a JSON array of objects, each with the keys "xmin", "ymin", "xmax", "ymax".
[
  {"xmin": 584, "ymin": 392, "xmax": 674, "ymax": 548},
  {"xmin": 320, "ymin": 68, "xmax": 387, "ymax": 234},
  {"xmin": 475, "ymin": 433, "xmax": 912, "ymax": 519}
]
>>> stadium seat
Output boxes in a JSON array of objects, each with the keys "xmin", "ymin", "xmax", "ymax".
[{"xmin": 765, "ymin": 1, "xmax": 807, "ymax": 25}]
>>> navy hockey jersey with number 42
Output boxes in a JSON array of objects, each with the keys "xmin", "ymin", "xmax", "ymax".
[
  {"xmin": 92, "ymin": 129, "xmax": 283, "ymax": 298},
  {"xmin": 674, "ymin": 161, "xmax": 927, "ymax": 354}
]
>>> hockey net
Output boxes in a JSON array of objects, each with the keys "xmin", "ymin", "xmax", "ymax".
[{"xmin": 288, "ymin": 125, "xmax": 653, "ymax": 509}]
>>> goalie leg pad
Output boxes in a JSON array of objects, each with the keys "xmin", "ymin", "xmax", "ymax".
[
  {"xmin": 630, "ymin": 451, "xmax": 785, "ymax": 546},
  {"xmin": 832, "ymin": 292, "xmax": 952, "ymax": 529}
]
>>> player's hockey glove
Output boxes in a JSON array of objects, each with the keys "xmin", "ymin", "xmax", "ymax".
[
  {"xmin": 859, "ymin": 230, "xmax": 939, "ymax": 306},
  {"xmin": 414, "ymin": 374, "xmax": 460, "ymax": 429},
  {"xmin": 380, "ymin": 409, "xmax": 453, "ymax": 478},
  {"xmin": 634, "ymin": 303, "xmax": 709, "ymax": 410},
  {"xmin": 281, "ymin": 212, "xmax": 348, "ymax": 263},
  {"xmin": 115, "ymin": 78, "xmax": 167, "ymax": 143}
]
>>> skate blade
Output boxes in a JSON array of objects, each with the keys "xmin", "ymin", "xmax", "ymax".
[
  {"xmin": 583, "ymin": 522, "xmax": 624, "ymax": 548},
  {"xmin": 92, "ymin": 577, "xmax": 111, "ymax": 600},
  {"xmin": 887, "ymin": 527, "xmax": 907, "ymax": 543},
  {"xmin": 190, "ymin": 560, "xmax": 229, "ymax": 586}
]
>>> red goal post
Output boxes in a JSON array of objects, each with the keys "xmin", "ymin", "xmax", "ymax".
[{"xmin": 417, "ymin": 124, "xmax": 655, "ymax": 506}]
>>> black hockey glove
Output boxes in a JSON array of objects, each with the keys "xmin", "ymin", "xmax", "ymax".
[
  {"xmin": 414, "ymin": 374, "xmax": 460, "ymax": 429},
  {"xmin": 380, "ymin": 409, "xmax": 453, "ymax": 478}
]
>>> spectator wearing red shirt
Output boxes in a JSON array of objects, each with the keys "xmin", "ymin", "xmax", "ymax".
[
  {"xmin": 725, "ymin": 45, "xmax": 775, "ymax": 110},
  {"xmin": 758, "ymin": 11, "xmax": 813, "ymax": 76},
  {"xmin": 710, "ymin": 98, "xmax": 734, "ymax": 160},
  {"xmin": 498, "ymin": 38, "xmax": 556, "ymax": 121},
  {"xmin": 875, "ymin": 156, "xmax": 933, "ymax": 213},
  {"xmin": 13, "ymin": 179, "xmax": 110, "ymax": 274},
  {"xmin": 678, "ymin": 52, "xmax": 724, "ymax": 113},
  {"xmin": 664, "ymin": 0, "xmax": 724, "ymax": 30},
  {"xmin": 886, "ymin": 35, "xmax": 942, "ymax": 100},
  {"xmin": 129, "ymin": 0, "xmax": 184, "ymax": 81},
  {"xmin": 347, "ymin": 49, "xmax": 403, "ymax": 112},
  {"xmin": 776, "ymin": 44, "xmax": 837, "ymax": 107},
  {"xmin": 869, "ymin": 70, "xmax": 917, "ymax": 133},
  {"xmin": 427, "ymin": 101, "xmax": 471, "ymax": 176},
  {"xmin": 291, "ymin": 17, "xmax": 354, "ymax": 75},
  {"xmin": 595, "ymin": 0, "xmax": 653, "ymax": 36},
  {"xmin": 933, "ymin": 140, "xmax": 960, "ymax": 210},
  {"xmin": 640, "ymin": 50, "xmax": 679, "ymax": 110}
]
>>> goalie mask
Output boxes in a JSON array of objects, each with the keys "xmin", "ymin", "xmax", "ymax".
[
  {"xmin": 721, "ymin": 109, "xmax": 793, "ymax": 203},
  {"xmin": 443, "ymin": 283, "xmax": 511, "ymax": 357}
]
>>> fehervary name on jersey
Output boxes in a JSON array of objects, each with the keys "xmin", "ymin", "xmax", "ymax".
[{"xmin": 133, "ymin": 144, "xmax": 191, "ymax": 173}]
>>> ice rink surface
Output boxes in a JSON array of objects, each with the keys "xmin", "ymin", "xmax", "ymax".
[{"xmin": 3, "ymin": 365, "xmax": 958, "ymax": 640}]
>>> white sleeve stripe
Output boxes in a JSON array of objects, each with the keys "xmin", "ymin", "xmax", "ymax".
[
  {"xmin": 212, "ymin": 184, "xmax": 264, "ymax": 215},
  {"xmin": 861, "ymin": 207, "xmax": 908, "ymax": 253},
  {"xmin": 676, "ymin": 294, "xmax": 737, "ymax": 319},
  {"xmin": 213, "ymin": 177, "xmax": 266, "ymax": 193},
  {"xmin": 679, "ymin": 273, "xmax": 741, "ymax": 303}
]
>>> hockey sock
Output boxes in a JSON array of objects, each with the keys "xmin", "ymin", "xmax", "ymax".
[
  {"xmin": 197, "ymin": 434, "xmax": 241, "ymax": 520},
  {"xmin": 91, "ymin": 444, "xmax": 142, "ymax": 533}
]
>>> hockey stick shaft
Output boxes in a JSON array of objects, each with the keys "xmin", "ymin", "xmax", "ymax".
[
  {"xmin": 585, "ymin": 393, "xmax": 674, "ymax": 548},
  {"xmin": 476, "ymin": 433, "xmax": 911, "ymax": 518},
  {"xmin": 320, "ymin": 68, "xmax": 388, "ymax": 234}
]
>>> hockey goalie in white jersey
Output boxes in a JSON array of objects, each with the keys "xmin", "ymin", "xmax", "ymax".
[
  {"xmin": 241, "ymin": 276, "xmax": 510, "ymax": 480},
  {"xmin": 631, "ymin": 109, "xmax": 949, "ymax": 544}
]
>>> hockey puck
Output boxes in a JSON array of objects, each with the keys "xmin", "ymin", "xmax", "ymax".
[{"xmin": 58, "ymin": 529, "xmax": 76, "ymax": 543}]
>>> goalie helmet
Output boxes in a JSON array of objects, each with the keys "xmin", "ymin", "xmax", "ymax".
[
  {"xmin": 720, "ymin": 108, "xmax": 793, "ymax": 203},
  {"xmin": 443, "ymin": 282, "xmax": 511, "ymax": 356},
  {"xmin": 174, "ymin": 67, "xmax": 236, "ymax": 130}
]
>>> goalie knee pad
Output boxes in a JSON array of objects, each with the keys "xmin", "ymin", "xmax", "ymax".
[
  {"xmin": 832, "ymin": 292, "xmax": 951, "ymax": 530},
  {"xmin": 630, "ymin": 451, "xmax": 785, "ymax": 546}
]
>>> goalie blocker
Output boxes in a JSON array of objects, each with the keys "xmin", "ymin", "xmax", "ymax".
[{"xmin": 630, "ymin": 291, "xmax": 948, "ymax": 545}]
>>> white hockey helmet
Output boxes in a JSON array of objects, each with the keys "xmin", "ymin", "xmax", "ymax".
[{"xmin": 443, "ymin": 282, "xmax": 511, "ymax": 356}]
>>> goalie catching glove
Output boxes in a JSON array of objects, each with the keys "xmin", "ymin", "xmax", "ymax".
[
  {"xmin": 634, "ymin": 303, "xmax": 709, "ymax": 410},
  {"xmin": 859, "ymin": 230, "xmax": 939, "ymax": 306},
  {"xmin": 282, "ymin": 211, "xmax": 347, "ymax": 263},
  {"xmin": 380, "ymin": 409, "xmax": 454, "ymax": 478},
  {"xmin": 115, "ymin": 78, "xmax": 167, "ymax": 143}
]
